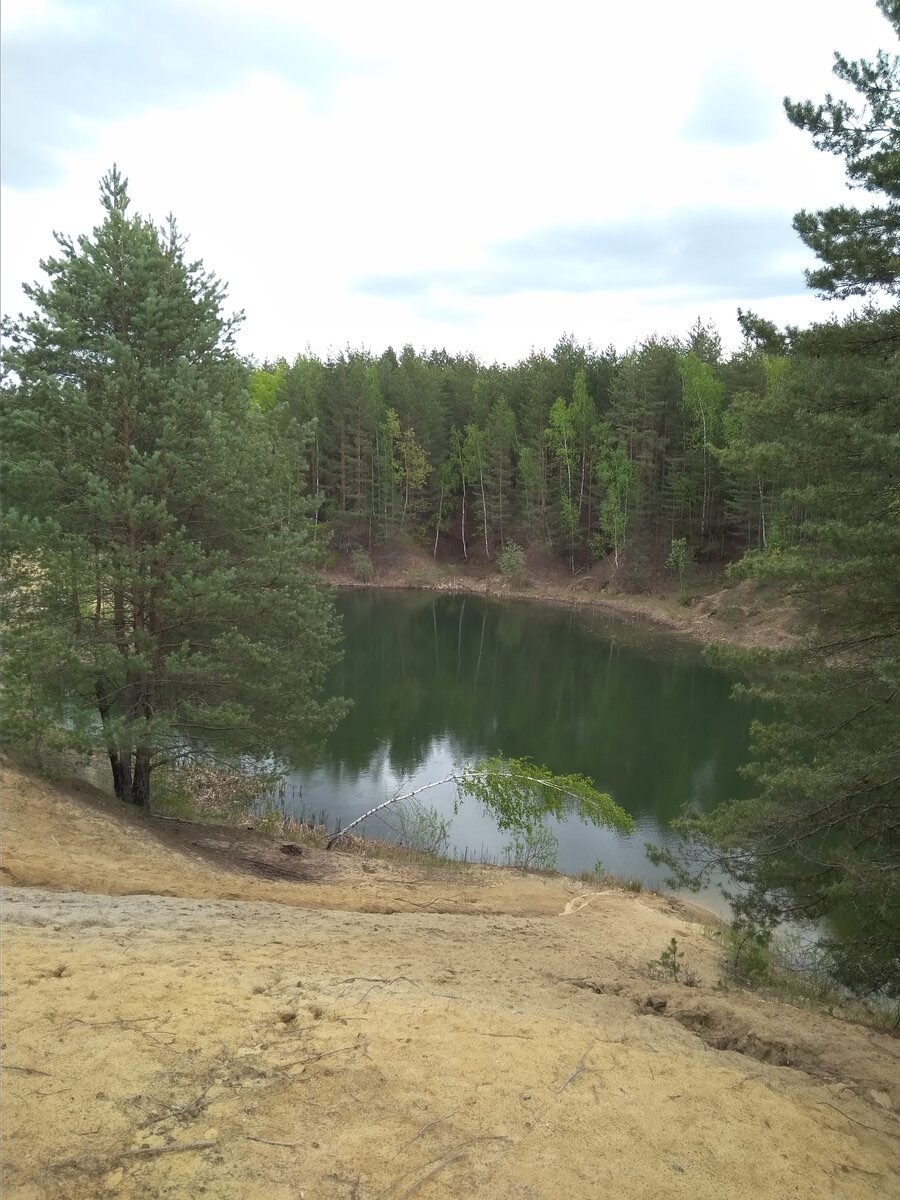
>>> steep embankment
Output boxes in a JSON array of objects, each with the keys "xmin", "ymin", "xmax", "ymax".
[{"xmin": 1, "ymin": 765, "xmax": 897, "ymax": 1200}]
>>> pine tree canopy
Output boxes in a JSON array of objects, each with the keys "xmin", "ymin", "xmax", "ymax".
[
  {"xmin": 652, "ymin": 3, "xmax": 900, "ymax": 997},
  {"xmin": 1, "ymin": 168, "xmax": 346, "ymax": 808},
  {"xmin": 785, "ymin": 0, "xmax": 900, "ymax": 298}
]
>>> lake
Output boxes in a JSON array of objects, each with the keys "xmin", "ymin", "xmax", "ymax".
[{"xmin": 288, "ymin": 589, "xmax": 762, "ymax": 910}]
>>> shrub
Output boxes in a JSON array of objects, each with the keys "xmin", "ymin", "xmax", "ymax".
[
  {"xmin": 665, "ymin": 537, "xmax": 694, "ymax": 595},
  {"xmin": 349, "ymin": 547, "xmax": 375, "ymax": 583},
  {"xmin": 503, "ymin": 824, "xmax": 558, "ymax": 871},
  {"xmin": 722, "ymin": 923, "xmax": 773, "ymax": 986},
  {"xmin": 649, "ymin": 936, "xmax": 699, "ymax": 986},
  {"xmin": 392, "ymin": 801, "xmax": 451, "ymax": 856},
  {"xmin": 496, "ymin": 540, "xmax": 527, "ymax": 587}
]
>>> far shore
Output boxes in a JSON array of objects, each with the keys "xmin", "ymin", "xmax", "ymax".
[{"xmin": 323, "ymin": 554, "xmax": 801, "ymax": 652}]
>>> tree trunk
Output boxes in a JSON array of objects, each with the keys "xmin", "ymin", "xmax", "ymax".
[
  {"xmin": 96, "ymin": 678, "xmax": 132, "ymax": 801},
  {"xmin": 131, "ymin": 747, "xmax": 151, "ymax": 808},
  {"xmin": 434, "ymin": 481, "xmax": 444, "ymax": 559},
  {"xmin": 479, "ymin": 464, "xmax": 490, "ymax": 560}
]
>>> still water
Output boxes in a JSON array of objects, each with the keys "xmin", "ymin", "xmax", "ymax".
[{"xmin": 289, "ymin": 590, "xmax": 762, "ymax": 908}]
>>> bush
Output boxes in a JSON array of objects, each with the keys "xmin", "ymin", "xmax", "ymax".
[
  {"xmin": 153, "ymin": 762, "xmax": 275, "ymax": 822},
  {"xmin": 349, "ymin": 547, "xmax": 375, "ymax": 583},
  {"xmin": 722, "ymin": 923, "xmax": 773, "ymax": 986},
  {"xmin": 496, "ymin": 541, "xmax": 527, "ymax": 587},
  {"xmin": 665, "ymin": 537, "xmax": 694, "ymax": 595},
  {"xmin": 503, "ymin": 824, "xmax": 558, "ymax": 871},
  {"xmin": 392, "ymin": 801, "xmax": 451, "ymax": 856},
  {"xmin": 649, "ymin": 936, "xmax": 700, "ymax": 986}
]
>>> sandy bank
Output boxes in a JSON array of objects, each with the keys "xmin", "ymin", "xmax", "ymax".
[{"xmin": 2, "ymin": 766, "xmax": 897, "ymax": 1200}]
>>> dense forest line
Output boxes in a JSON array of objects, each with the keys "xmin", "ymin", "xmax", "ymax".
[{"xmin": 247, "ymin": 321, "xmax": 771, "ymax": 586}]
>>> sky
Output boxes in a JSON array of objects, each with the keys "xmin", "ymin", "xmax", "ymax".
[{"xmin": 0, "ymin": 0, "xmax": 892, "ymax": 365}]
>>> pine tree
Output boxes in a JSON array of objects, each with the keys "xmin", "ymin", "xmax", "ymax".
[
  {"xmin": 658, "ymin": 6, "xmax": 900, "ymax": 995},
  {"xmin": 483, "ymin": 396, "xmax": 517, "ymax": 548},
  {"xmin": 784, "ymin": 0, "xmax": 899, "ymax": 300},
  {"xmin": 1, "ymin": 168, "xmax": 346, "ymax": 808}
]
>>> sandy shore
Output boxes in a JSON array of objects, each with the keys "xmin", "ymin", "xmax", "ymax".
[{"xmin": 2, "ymin": 765, "xmax": 898, "ymax": 1199}]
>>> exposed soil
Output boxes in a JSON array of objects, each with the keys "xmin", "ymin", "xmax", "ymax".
[
  {"xmin": 3, "ymin": 764, "xmax": 899, "ymax": 1200},
  {"xmin": 325, "ymin": 545, "xmax": 803, "ymax": 652}
]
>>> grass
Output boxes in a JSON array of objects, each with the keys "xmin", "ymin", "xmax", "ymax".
[
  {"xmin": 577, "ymin": 864, "xmax": 652, "ymax": 895},
  {"xmin": 706, "ymin": 925, "xmax": 900, "ymax": 1031}
]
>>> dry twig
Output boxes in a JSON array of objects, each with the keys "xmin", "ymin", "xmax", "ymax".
[
  {"xmin": 379, "ymin": 1135, "xmax": 508, "ymax": 1200},
  {"xmin": 246, "ymin": 1135, "xmax": 299, "ymax": 1148},
  {"xmin": 557, "ymin": 1043, "xmax": 601, "ymax": 1093},
  {"xmin": 391, "ymin": 1109, "xmax": 460, "ymax": 1160},
  {"xmin": 118, "ymin": 1140, "xmax": 217, "ymax": 1160}
]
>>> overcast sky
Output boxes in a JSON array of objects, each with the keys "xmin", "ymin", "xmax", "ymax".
[{"xmin": 1, "ymin": 0, "xmax": 892, "ymax": 363}]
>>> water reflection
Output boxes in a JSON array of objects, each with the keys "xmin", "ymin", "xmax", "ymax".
[{"xmin": 288, "ymin": 590, "xmax": 762, "ymax": 908}]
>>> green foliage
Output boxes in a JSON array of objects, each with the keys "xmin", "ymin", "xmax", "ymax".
[
  {"xmin": 248, "ymin": 364, "xmax": 285, "ymax": 411},
  {"xmin": 458, "ymin": 755, "xmax": 633, "ymax": 839},
  {"xmin": 721, "ymin": 924, "xmax": 773, "ymax": 987},
  {"xmin": 1, "ymin": 168, "xmax": 346, "ymax": 809},
  {"xmin": 593, "ymin": 425, "xmax": 634, "ymax": 571},
  {"xmin": 784, "ymin": 0, "xmax": 900, "ymax": 299},
  {"xmin": 650, "ymin": 937, "xmax": 685, "ymax": 982},
  {"xmin": 332, "ymin": 754, "xmax": 633, "ymax": 852},
  {"xmin": 391, "ymin": 801, "xmax": 451, "ymax": 857},
  {"xmin": 665, "ymin": 537, "xmax": 693, "ymax": 595},
  {"xmin": 350, "ymin": 547, "xmax": 375, "ymax": 583},
  {"xmin": 496, "ymin": 540, "xmax": 527, "ymax": 586},
  {"xmin": 504, "ymin": 825, "xmax": 558, "ymax": 871},
  {"xmin": 654, "ymin": 5, "xmax": 900, "ymax": 996},
  {"xmin": 255, "ymin": 326, "xmax": 759, "ymax": 580}
]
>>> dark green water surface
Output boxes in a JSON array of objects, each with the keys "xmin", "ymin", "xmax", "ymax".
[{"xmin": 290, "ymin": 590, "xmax": 761, "ymax": 908}]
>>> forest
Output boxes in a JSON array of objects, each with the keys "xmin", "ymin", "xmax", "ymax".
[
  {"xmin": 1, "ymin": 1, "xmax": 897, "ymax": 997},
  {"xmin": 247, "ymin": 319, "xmax": 769, "ymax": 585}
]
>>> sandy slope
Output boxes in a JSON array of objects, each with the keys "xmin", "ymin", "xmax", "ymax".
[{"xmin": 1, "ymin": 766, "xmax": 898, "ymax": 1200}]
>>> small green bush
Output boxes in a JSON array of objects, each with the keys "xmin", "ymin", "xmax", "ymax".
[
  {"xmin": 503, "ymin": 824, "xmax": 558, "ymax": 871},
  {"xmin": 665, "ymin": 537, "xmax": 694, "ymax": 596},
  {"xmin": 496, "ymin": 540, "xmax": 527, "ymax": 587},
  {"xmin": 649, "ymin": 936, "xmax": 699, "ymax": 986},
  {"xmin": 722, "ymin": 923, "xmax": 773, "ymax": 986},
  {"xmin": 392, "ymin": 801, "xmax": 451, "ymax": 857},
  {"xmin": 349, "ymin": 547, "xmax": 375, "ymax": 583}
]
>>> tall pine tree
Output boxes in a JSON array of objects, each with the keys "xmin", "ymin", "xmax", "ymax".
[{"xmin": 1, "ymin": 169, "xmax": 346, "ymax": 808}]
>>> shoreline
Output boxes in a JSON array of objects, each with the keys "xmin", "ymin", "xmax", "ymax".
[{"xmin": 323, "ymin": 563, "xmax": 800, "ymax": 652}]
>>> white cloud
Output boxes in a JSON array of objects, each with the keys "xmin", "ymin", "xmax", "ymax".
[{"xmin": 1, "ymin": 0, "xmax": 892, "ymax": 361}]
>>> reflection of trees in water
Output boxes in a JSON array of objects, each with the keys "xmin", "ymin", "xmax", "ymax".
[{"xmin": 319, "ymin": 592, "xmax": 760, "ymax": 822}]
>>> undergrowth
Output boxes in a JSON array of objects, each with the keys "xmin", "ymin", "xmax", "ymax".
[{"xmin": 708, "ymin": 924, "xmax": 900, "ymax": 1031}]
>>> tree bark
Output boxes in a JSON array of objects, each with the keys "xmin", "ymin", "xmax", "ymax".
[
  {"xmin": 131, "ymin": 747, "xmax": 151, "ymax": 808},
  {"xmin": 96, "ymin": 679, "xmax": 131, "ymax": 800}
]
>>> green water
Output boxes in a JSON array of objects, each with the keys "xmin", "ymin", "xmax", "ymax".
[{"xmin": 290, "ymin": 590, "xmax": 761, "ymax": 904}]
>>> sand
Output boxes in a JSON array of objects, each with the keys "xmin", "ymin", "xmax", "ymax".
[{"xmin": 1, "ymin": 765, "xmax": 898, "ymax": 1199}]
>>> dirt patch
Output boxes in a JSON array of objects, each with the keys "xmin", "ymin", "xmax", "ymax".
[{"xmin": 2, "ymin": 767, "xmax": 899, "ymax": 1200}]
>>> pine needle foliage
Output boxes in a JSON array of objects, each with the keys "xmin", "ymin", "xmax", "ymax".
[
  {"xmin": 1, "ymin": 168, "xmax": 346, "ymax": 808},
  {"xmin": 654, "ymin": 6, "xmax": 900, "ymax": 996}
]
